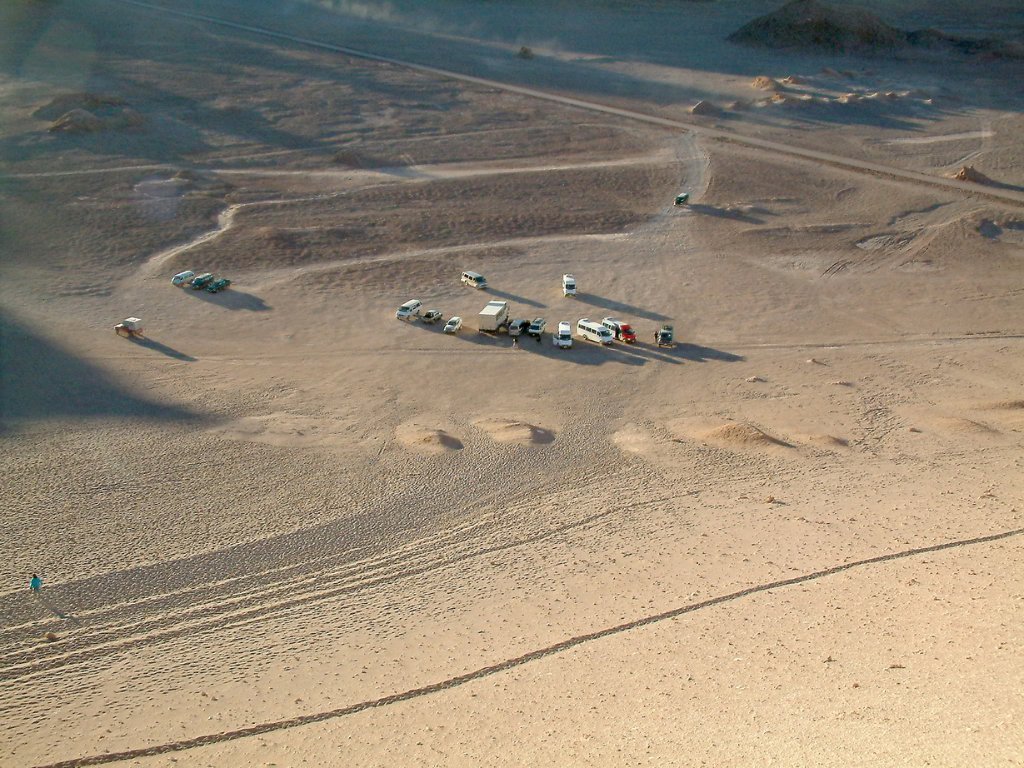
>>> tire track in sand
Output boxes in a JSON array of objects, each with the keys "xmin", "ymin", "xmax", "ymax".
[
  {"xmin": 0, "ymin": 469, "xmax": 625, "ymax": 686},
  {"xmin": 34, "ymin": 526, "xmax": 1024, "ymax": 768}
]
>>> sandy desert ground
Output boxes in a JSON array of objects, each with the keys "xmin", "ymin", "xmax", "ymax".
[{"xmin": 2, "ymin": 0, "xmax": 1023, "ymax": 766}]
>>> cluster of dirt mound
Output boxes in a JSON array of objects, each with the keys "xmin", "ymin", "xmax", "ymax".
[
  {"xmin": 728, "ymin": 0, "xmax": 905, "ymax": 53},
  {"xmin": 740, "ymin": 71, "xmax": 931, "ymax": 113},
  {"xmin": 37, "ymin": 92, "xmax": 143, "ymax": 134}
]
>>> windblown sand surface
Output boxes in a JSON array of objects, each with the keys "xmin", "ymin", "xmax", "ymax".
[{"xmin": 2, "ymin": 1, "xmax": 1023, "ymax": 766}]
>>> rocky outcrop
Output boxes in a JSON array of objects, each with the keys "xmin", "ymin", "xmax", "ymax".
[{"xmin": 728, "ymin": 0, "xmax": 906, "ymax": 52}]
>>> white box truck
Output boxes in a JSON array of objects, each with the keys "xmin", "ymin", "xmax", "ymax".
[{"xmin": 478, "ymin": 300, "xmax": 510, "ymax": 333}]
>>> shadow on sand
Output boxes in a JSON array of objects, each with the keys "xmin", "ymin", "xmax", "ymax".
[
  {"xmin": 575, "ymin": 294, "xmax": 668, "ymax": 323},
  {"xmin": 36, "ymin": 594, "xmax": 82, "ymax": 624},
  {"xmin": 182, "ymin": 288, "xmax": 271, "ymax": 312},
  {"xmin": 486, "ymin": 289, "xmax": 546, "ymax": 309},
  {"xmin": 407, "ymin": 321, "xmax": 741, "ymax": 366},
  {"xmin": 0, "ymin": 310, "xmax": 196, "ymax": 424},
  {"xmin": 127, "ymin": 336, "xmax": 197, "ymax": 362},
  {"xmin": 673, "ymin": 342, "xmax": 744, "ymax": 363}
]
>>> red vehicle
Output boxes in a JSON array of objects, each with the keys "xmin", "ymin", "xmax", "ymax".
[{"xmin": 601, "ymin": 317, "xmax": 636, "ymax": 343}]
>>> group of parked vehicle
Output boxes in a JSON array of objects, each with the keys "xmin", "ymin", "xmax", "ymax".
[
  {"xmin": 396, "ymin": 300, "xmax": 463, "ymax": 334},
  {"xmin": 395, "ymin": 271, "xmax": 674, "ymax": 349},
  {"xmin": 171, "ymin": 270, "xmax": 232, "ymax": 293}
]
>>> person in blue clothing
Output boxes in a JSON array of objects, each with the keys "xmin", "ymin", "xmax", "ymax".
[{"xmin": 30, "ymin": 574, "xmax": 42, "ymax": 593}]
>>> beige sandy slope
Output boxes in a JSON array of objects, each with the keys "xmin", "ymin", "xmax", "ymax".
[{"xmin": 1, "ymin": 1, "xmax": 1022, "ymax": 766}]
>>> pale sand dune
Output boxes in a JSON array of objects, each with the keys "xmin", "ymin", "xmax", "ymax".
[
  {"xmin": 472, "ymin": 417, "xmax": 555, "ymax": 445},
  {"xmin": 700, "ymin": 422, "xmax": 792, "ymax": 448},
  {"xmin": 931, "ymin": 416, "xmax": 1000, "ymax": 435},
  {"xmin": 395, "ymin": 423, "xmax": 464, "ymax": 453}
]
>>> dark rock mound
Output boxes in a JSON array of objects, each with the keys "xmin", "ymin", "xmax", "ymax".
[
  {"xmin": 689, "ymin": 100, "xmax": 721, "ymax": 115},
  {"xmin": 728, "ymin": 0, "xmax": 906, "ymax": 53},
  {"xmin": 34, "ymin": 92, "xmax": 126, "ymax": 120},
  {"xmin": 39, "ymin": 93, "xmax": 143, "ymax": 133},
  {"xmin": 48, "ymin": 108, "xmax": 105, "ymax": 133}
]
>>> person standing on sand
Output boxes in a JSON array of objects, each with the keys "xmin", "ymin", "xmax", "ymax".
[{"xmin": 30, "ymin": 574, "xmax": 42, "ymax": 593}]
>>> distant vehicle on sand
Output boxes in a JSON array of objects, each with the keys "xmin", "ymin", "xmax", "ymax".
[
  {"xmin": 396, "ymin": 299, "xmax": 422, "ymax": 320},
  {"xmin": 206, "ymin": 277, "xmax": 231, "ymax": 293}
]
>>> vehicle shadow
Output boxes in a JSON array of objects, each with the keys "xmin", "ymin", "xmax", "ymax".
[
  {"xmin": 575, "ymin": 294, "xmax": 668, "ymax": 322},
  {"xmin": 486, "ymin": 289, "xmax": 546, "ymax": 309},
  {"xmin": 452, "ymin": 331, "xmax": 644, "ymax": 366},
  {"xmin": 182, "ymin": 288, "xmax": 271, "ymax": 311},
  {"xmin": 606, "ymin": 342, "xmax": 681, "ymax": 365},
  {"xmin": 0, "ymin": 310, "xmax": 196, "ymax": 423},
  {"xmin": 673, "ymin": 342, "xmax": 744, "ymax": 363},
  {"xmin": 129, "ymin": 336, "xmax": 197, "ymax": 362},
  {"xmin": 406, "ymin": 319, "xmax": 449, "ymax": 333}
]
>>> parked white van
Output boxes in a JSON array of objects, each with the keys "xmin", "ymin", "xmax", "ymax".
[
  {"xmin": 562, "ymin": 274, "xmax": 577, "ymax": 297},
  {"xmin": 552, "ymin": 321, "xmax": 573, "ymax": 348},
  {"xmin": 577, "ymin": 318, "xmax": 614, "ymax": 344},
  {"xmin": 396, "ymin": 299, "xmax": 422, "ymax": 320},
  {"xmin": 461, "ymin": 271, "xmax": 488, "ymax": 289}
]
